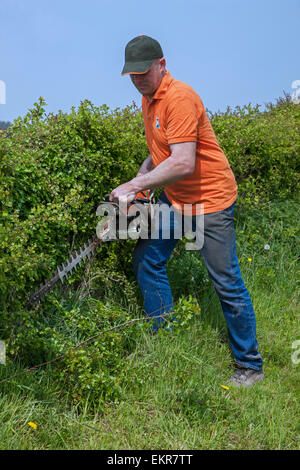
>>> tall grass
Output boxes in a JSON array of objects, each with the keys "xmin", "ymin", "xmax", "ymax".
[{"xmin": 0, "ymin": 195, "xmax": 299, "ymax": 450}]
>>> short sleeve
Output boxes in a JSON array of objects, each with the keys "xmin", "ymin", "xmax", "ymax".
[{"xmin": 165, "ymin": 92, "xmax": 200, "ymax": 144}]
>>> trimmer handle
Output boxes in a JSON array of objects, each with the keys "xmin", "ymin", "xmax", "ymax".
[
  {"xmin": 103, "ymin": 189, "xmax": 155, "ymax": 206},
  {"xmin": 132, "ymin": 197, "xmax": 151, "ymax": 204}
]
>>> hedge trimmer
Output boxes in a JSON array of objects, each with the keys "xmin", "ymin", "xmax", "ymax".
[{"xmin": 29, "ymin": 190, "xmax": 155, "ymax": 305}]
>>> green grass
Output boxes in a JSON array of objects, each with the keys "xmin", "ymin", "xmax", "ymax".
[{"xmin": 0, "ymin": 196, "xmax": 299, "ymax": 450}]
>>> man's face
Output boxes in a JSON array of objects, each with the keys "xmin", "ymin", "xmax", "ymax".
[{"xmin": 130, "ymin": 58, "xmax": 166, "ymax": 98}]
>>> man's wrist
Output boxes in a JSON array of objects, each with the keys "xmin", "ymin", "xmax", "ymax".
[
  {"xmin": 130, "ymin": 176, "xmax": 145, "ymax": 193},
  {"xmin": 132, "ymin": 171, "xmax": 155, "ymax": 192}
]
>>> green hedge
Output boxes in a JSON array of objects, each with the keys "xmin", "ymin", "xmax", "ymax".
[
  {"xmin": 209, "ymin": 95, "xmax": 300, "ymax": 204},
  {"xmin": 0, "ymin": 95, "xmax": 299, "ymax": 404},
  {"xmin": 0, "ymin": 98, "xmax": 147, "ymax": 313}
]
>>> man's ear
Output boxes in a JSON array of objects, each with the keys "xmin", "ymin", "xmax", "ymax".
[{"xmin": 159, "ymin": 58, "xmax": 166, "ymax": 72}]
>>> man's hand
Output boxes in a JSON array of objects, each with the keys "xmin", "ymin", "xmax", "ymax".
[{"xmin": 109, "ymin": 181, "xmax": 138, "ymax": 205}]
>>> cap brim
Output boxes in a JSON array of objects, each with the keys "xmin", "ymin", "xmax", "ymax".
[{"xmin": 121, "ymin": 60, "xmax": 153, "ymax": 76}]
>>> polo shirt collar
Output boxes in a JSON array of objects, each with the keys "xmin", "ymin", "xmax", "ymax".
[{"xmin": 145, "ymin": 70, "xmax": 173, "ymax": 102}]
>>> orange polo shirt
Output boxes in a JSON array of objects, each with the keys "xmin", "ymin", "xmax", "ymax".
[{"xmin": 141, "ymin": 70, "xmax": 238, "ymax": 215}]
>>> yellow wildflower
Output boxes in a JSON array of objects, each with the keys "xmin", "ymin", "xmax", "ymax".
[
  {"xmin": 248, "ymin": 258, "xmax": 252, "ymax": 262},
  {"xmin": 221, "ymin": 385, "xmax": 229, "ymax": 390},
  {"xmin": 28, "ymin": 421, "xmax": 37, "ymax": 429}
]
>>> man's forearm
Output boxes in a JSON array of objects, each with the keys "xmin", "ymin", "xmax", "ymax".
[
  {"xmin": 131, "ymin": 156, "xmax": 192, "ymax": 192},
  {"xmin": 137, "ymin": 154, "xmax": 155, "ymax": 176},
  {"xmin": 109, "ymin": 142, "xmax": 196, "ymax": 204}
]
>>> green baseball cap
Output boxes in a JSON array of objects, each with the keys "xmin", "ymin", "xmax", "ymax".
[{"xmin": 121, "ymin": 34, "xmax": 163, "ymax": 75}]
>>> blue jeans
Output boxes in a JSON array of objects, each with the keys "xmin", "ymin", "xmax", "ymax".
[{"xmin": 132, "ymin": 191, "xmax": 263, "ymax": 370}]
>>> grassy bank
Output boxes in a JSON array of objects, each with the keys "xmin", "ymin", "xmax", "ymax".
[{"xmin": 0, "ymin": 195, "xmax": 299, "ymax": 450}]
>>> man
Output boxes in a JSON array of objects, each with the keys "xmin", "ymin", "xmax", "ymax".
[{"xmin": 110, "ymin": 35, "xmax": 264, "ymax": 387}]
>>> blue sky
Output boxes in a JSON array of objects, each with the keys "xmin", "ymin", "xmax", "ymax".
[{"xmin": 1, "ymin": 0, "xmax": 299, "ymax": 122}]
